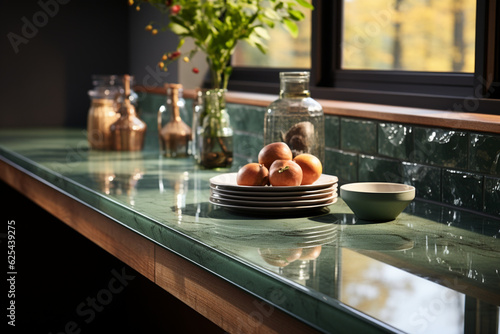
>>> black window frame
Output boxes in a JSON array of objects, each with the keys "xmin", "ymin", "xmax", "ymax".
[{"xmin": 228, "ymin": 0, "xmax": 500, "ymax": 115}]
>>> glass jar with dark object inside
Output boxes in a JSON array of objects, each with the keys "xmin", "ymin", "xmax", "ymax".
[{"xmin": 264, "ymin": 72, "xmax": 325, "ymax": 163}]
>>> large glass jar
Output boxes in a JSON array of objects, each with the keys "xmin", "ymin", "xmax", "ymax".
[
  {"xmin": 264, "ymin": 72, "xmax": 325, "ymax": 163},
  {"xmin": 197, "ymin": 89, "xmax": 233, "ymax": 169}
]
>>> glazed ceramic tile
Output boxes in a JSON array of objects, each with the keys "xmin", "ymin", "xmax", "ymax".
[
  {"xmin": 325, "ymin": 115, "xmax": 340, "ymax": 149},
  {"xmin": 232, "ymin": 132, "xmax": 263, "ymax": 161},
  {"xmin": 325, "ymin": 148, "xmax": 358, "ymax": 184},
  {"xmin": 442, "ymin": 169, "xmax": 483, "ymax": 212},
  {"xmin": 358, "ymin": 154, "xmax": 404, "ymax": 183},
  {"xmin": 378, "ymin": 123, "xmax": 414, "ymax": 160},
  {"xmin": 227, "ymin": 104, "xmax": 265, "ymax": 136},
  {"xmin": 340, "ymin": 118, "xmax": 377, "ymax": 154},
  {"xmin": 413, "ymin": 127, "xmax": 468, "ymax": 168},
  {"xmin": 403, "ymin": 162, "xmax": 441, "ymax": 201},
  {"xmin": 484, "ymin": 177, "xmax": 500, "ymax": 217},
  {"xmin": 469, "ymin": 133, "xmax": 500, "ymax": 176}
]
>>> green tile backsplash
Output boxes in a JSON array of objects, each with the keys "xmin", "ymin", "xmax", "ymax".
[
  {"xmin": 413, "ymin": 127, "xmax": 469, "ymax": 169},
  {"xmin": 358, "ymin": 155, "xmax": 404, "ymax": 183},
  {"xmin": 469, "ymin": 133, "xmax": 500, "ymax": 175},
  {"xmin": 484, "ymin": 177, "xmax": 500, "ymax": 217},
  {"xmin": 340, "ymin": 118, "xmax": 377, "ymax": 154},
  {"xmin": 442, "ymin": 169, "xmax": 484, "ymax": 212},
  {"xmin": 138, "ymin": 92, "xmax": 500, "ymax": 218},
  {"xmin": 325, "ymin": 148, "xmax": 357, "ymax": 183},
  {"xmin": 402, "ymin": 162, "xmax": 442, "ymax": 201},
  {"xmin": 325, "ymin": 116, "xmax": 340, "ymax": 149},
  {"xmin": 378, "ymin": 123, "xmax": 414, "ymax": 160}
]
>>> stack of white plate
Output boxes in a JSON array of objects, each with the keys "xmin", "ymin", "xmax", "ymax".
[{"xmin": 209, "ymin": 173, "xmax": 338, "ymax": 214}]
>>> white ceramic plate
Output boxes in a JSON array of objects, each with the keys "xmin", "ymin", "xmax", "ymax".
[
  {"xmin": 210, "ymin": 184, "xmax": 337, "ymax": 198},
  {"xmin": 210, "ymin": 193, "xmax": 337, "ymax": 207},
  {"xmin": 211, "ymin": 188, "xmax": 336, "ymax": 201},
  {"xmin": 209, "ymin": 197, "xmax": 338, "ymax": 213},
  {"xmin": 210, "ymin": 173, "xmax": 338, "ymax": 192}
]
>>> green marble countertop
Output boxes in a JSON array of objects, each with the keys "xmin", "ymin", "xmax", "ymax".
[{"xmin": 1, "ymin": 129, "xmax": 499, "ymax": 334}]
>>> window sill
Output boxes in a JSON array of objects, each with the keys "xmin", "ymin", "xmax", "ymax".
[{"xmin": 138, "ymin": 86, "xmax": 500, "ymax": 134}]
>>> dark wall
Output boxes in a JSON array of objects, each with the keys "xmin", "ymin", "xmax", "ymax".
[
  {"xmin": 128, "ymin": 3, "xmax": 179, "ymax": 89},
  {"xmin": 0, "ymin": 0, "xmax": 130, "ymax": 128}
]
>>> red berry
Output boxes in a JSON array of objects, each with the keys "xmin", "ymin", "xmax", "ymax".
[
  {"xmin": 171, "ymin": 51, "xmax": 181, "ymax": 58},
  {"xmin": 192, "ymin": 67, "xmax": 199, "ymax": 74},
  {"xmin": 170, "ymin": 4, "xmax": 181, "ymax": 14}
]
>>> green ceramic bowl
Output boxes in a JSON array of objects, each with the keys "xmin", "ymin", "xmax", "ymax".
[{"xmin": 340, "ymin": 182, "xmax": 415, "ymax": 221}]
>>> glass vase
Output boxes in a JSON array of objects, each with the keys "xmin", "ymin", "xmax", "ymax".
[
  {"xmin": 264, "ymin": 72, "xmax": 325, "ymax": 163},
  {"xmin": 197, "ymin": 89, "xmax": 233, "ymax": 169},
  {"xmin": 190, "ymin": 88, "xmax": 206, "ymax": 160}
]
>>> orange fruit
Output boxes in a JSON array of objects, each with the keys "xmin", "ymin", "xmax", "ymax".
[
  {"xmin": 293, "ymin": 153, "xmax": 322, "ymax": 185},
  {"xmin": 258, "ymin": 142, "xmax": 293, "ymax": 170},
  {"xmin": 236, "ymin": 163, "xmax": 269, "ymax": 186},
  {"xmin": 258, "ymin": 248, "xmax": 303, "ymax": 267},
  {"xmin": 269, "ymin": 159, "xmax": 303, "ymax": 186},
  {"xmin": 298, "ymin": 246, "xmax": 322, "ymax": 261}
]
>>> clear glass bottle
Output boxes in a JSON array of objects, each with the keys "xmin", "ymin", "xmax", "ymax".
[
  {"xmin": 198, "ymin": 89, "xmax": 233, "ymax": 169},
  {"xmin": 190, "ymin": 88, "xmax": 206, "ymax": 159},
  {"xmin": 158, "ymin": 83, "xmax": 192, "ymax": 158},
  {"xmin": 264, "ymin": 72, "xmax": 325, "ymax": 163}
]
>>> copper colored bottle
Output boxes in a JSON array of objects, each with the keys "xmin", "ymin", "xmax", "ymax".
[
  {"xmin": 158, "ymin": 83, "xmax": 192, "ymax": 158},
  {"xmin": 86, "ymin": 75, "xmax": 121, "ymax": 150},
  {"xmin": 110, "ymin": 75, "xmax": 147, "ymax": 151}
]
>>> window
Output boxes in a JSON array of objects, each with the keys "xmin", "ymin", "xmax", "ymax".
[
  {"xmin": 342, "ymin": 0, "xmax": 476, "ymax": 73},
  {"xmin": 228, "ymin": 0, "xmax": 500, "ymax": 115}
]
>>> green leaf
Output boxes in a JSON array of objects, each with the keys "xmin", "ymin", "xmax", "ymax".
[
  {"xmin": 177, "ymin": 38, "xmax": 185, "ymax": 50},
  {"xmin": 263, "ymin": 7, "xmax": 281, "ymax": 20},
  {"xmin": 225, "ymin": 39, "xmax": 235, "ymax": 49},
  {"xmin": 258, "ymin": 15, "xmax": 275, "ymax": 28},
  {"xmin": 253, "ymin": 26, "xmax": 270, "ymax": 40},
  {"xmin": 241, "ymin": 3, "xmax": 258, "ymax": 14},
  {"xmin": 169, "ymin": 22, "xmax": 190, "ymax": 35},
  {"xmin": 255, "ymin": 42, "xmax": 267, "ymax": 54},
  {"xmin": 246, "ymin": 32, "xmax": 262, "ymax": 47},
  {"xmin": 294, "ymin": 0, "xmax": 314, "ymax": 10},
  {"xmin": 288, "ymin": 9, "xmax": 305, "ymax": 21},
  {"xmin": 187, "ymin": 47, "xmax": 198, "ymax": 59},
  {"xmin": 283, "ymin": 18, "xmax": 298, "ymax": 37}
]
